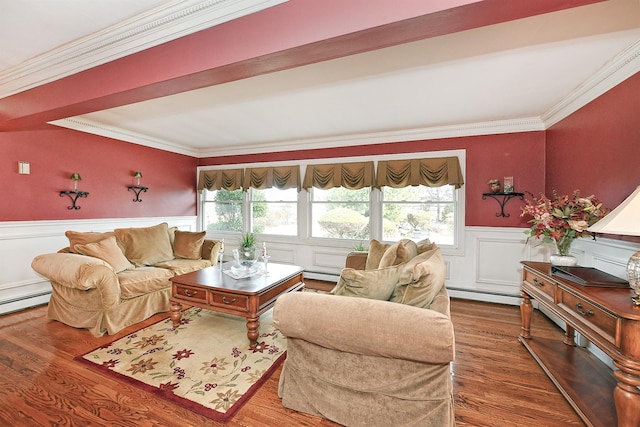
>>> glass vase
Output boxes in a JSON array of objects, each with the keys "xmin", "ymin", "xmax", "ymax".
[{"xmin": 550, "ymin": 236, "xmax": 577, "ymax": 266}]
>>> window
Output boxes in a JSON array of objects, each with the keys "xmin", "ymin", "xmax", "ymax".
[
  {"xmin": 310, "ymin": 187, "xmax": 370, "ymax": 239},
  {"xmin": 202, "ymin": 189, "xmax": 243, "ymax": 233},
  {"xmin": 381, "ymin": 185, "xmax": 456, "ymax": 245},
  {"xmin": 250, "ymin": 188, "xmax": 298, "ymax": 236}
]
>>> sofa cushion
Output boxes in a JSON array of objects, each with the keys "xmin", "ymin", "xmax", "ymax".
[
  {"xmin": 173, "ymin": 230, "xmax": 206, "ymax": 260},
  {"xmin": 114, "ymin": 223, "xmax": 174, "ymax": 266},
  {"xmin": 154, "ymin": 259, "xmax": 212, "ymax": 275},
  {"xmin": 332, "ymin": 264, "xmax": 403, "ymax": 300},
  {"xmin": 65, "ymin": 230, "xmax": 116, "ymax": 253},
  {"xmin": 117, "ymin": 267, "xmax": 173, "ymax": 299},
  {"xmin": 391, "ymin": 245, "xmax": 446, "ymax": 309},
  {"xmin": 365, "ymin": 239, "xmax": 389, "ymax": 270},
  {"xmin": 74, "ymin": 236, "xmax": 133, "ymax": 273},
  {"xmin": 378, "ymin": 239, "xmax": 417, "ymax": 268}
]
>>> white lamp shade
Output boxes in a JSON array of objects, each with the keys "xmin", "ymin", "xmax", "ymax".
[{"xmin": 587, "ymin": 185, "xmax": 640, "ymax": 236}]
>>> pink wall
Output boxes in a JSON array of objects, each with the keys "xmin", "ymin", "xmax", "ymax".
[
  {"xmin": 547, "ymin": 73, "xmax": 640, "ymax": 212},
  {"xmin": 199, "ymin": 131, "xmax": 546, "ymax": 227},
  {"xmin": 0, "ymin": 126, "xmax": 198, "ymax": 221}
]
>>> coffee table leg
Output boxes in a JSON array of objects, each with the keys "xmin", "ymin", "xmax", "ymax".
[
  {"xmin": 247, "ymin": 316, "xmax": 260, "ymax": 349},
  {"xmin": 170, "ymin": 301, "xmax": 183, "ymax": 328}
]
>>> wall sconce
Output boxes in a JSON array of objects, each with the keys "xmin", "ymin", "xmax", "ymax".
[
  {"xmin": 128, "ymin": 171, "xmax": 148, "ymax": 202},
  {"xmin": 60, "ymin": 172, "xmax": 89, "ymax": 210}
]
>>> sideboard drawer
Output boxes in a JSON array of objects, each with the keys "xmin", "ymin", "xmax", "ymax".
[
  {"xmin": 173, "ymin": 284, "xmax": 208, "ymax": 303},
  {"xmin": 523, "ymin": 269, "xmax": 555, "ymax": 300},
  {"xmin": 559, "ymin": 289, "xmax": 617, "ymax": 344},
  {"xmin": 210, "ymin": 292, "xmax": 249, "ymax": 311}
]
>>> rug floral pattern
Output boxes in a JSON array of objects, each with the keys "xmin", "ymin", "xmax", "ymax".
[{"xmin": 78, "ymin": 308, "xmax": 286, "ymax": 421}]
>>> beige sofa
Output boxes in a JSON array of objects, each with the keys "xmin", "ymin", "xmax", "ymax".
[
  {"xmin": 273, "ymin": 239, "xmax": 455, "ymax": 427},
  {"xmin": 32, "ymin": 222, "xmax": 221, "ymax": 337}
]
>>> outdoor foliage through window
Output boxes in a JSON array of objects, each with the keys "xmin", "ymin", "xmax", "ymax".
[
  {"xmin": 382, "ymin": 185, "xmax": 455, "ymax": 245},
  {"xmin": 311, "ymin": 187, "xmax": 370, "ymax": 239}
]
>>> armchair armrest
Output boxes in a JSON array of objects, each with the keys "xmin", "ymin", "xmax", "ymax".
[
  {"xmin": 345, "ymin": 251, "xmax": 368, "ymax": 270},
  {"xmin": 273, "ymin": 292, "xmax": 454, "ymax": 364},
  {"xmin": 201, "ymin": 239, "xmax": 222, "ymax": 263}
]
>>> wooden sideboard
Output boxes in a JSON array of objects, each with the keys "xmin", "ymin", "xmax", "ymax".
[{"xmin": 519, "ymin": 261, "xmax": 640, "ymax": 427}]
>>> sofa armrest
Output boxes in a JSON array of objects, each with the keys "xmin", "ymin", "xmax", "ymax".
[
  {"xmin": 273, "ymin": 292, "xmax": 454, "ymax": 364},
  {"xmin": 31, "ymin": 253, "xmax": 119, "ymax": 293},
  {"xmin": 201, "ymin": 239, "xmax": 222, "ymax": 263},
  {"xmin": 345, "ymin": 251, "xmax": 368, "ymax": 270}
]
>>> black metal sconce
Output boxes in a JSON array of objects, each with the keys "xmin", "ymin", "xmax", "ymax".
[
  {"xmin": 127, "ymin": 171, "xmax": 148, "ymax": 202},
  {"xmin": 482, "ymin": 192, "xmax": 524, "ymax": 217},
  {"xmin": 60, "ymin": 172, "xmax": 89, "ymax": 210}
]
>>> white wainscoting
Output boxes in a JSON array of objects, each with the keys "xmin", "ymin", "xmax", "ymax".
[
  {"xmin": 2, "ymin": 221, "xmax": 638, "ymax": 316},
  {"xmin": 0, "ymin": 217, "xmax": 197, "ymax": 315}
]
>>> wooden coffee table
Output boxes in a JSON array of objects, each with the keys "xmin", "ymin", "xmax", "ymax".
[{"xmin": 169, "ymin": 262, "xmax": 304, "ymax": 349}]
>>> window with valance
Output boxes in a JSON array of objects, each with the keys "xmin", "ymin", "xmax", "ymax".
[
  {"xmin": 244, "ymin": 165, "xmax": 300, "ymax": 191},
  {"xmin": 197, "ymin": 169, "xmax": 243, "ymax": 192},
  {"xmin": 303, "ymin": 161, "xmax": 375, "ymax": 190},
  {"xmin": 376, "ymin": 157, "xmax": 464, "ymax": 189}
]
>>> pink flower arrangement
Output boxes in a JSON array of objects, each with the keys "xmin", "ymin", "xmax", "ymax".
[{"xmin": 521, "ymin": 189, "xmax": 608, "ymax": 255}]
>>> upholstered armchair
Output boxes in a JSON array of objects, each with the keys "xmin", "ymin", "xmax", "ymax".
[{"xmin": 274, "ymin": 240, "xmax": 456, "ymax": 426}]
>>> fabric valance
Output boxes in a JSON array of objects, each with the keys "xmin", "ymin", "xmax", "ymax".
[
  {"xmin": 303, "ymin": 161, "xmax": 375, "ymax": 190},
  {"xmin": 376, "ymin": 157, "xmax": 464, "ymax": 189},
  {"xmin": 244, "ymin": 166, "xmax": 301, "ymax": 191},
  {"xmin": 197, "ymin": 169, "xmax": 244, "ymax": 192}
]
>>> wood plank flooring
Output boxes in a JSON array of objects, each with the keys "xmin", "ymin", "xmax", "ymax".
[{"xmin": 0, "ymin": 280, "xmax": 586, "ymax": 426}]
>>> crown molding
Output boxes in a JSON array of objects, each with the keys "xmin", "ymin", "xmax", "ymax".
[
  {"xmin": 196, "ymin": 117, "xmax": 546, "ymax": 158},
  {"xmin": 0, "ymin": 0, "xmax": 287, "ymax": 99},
  {"xmin": 50, "ymin": 117, "xmax": 202, "ymax": 157},
  {"xmin": 542, "ymin": 37, "xmax": 640, "ymax": 128},
  {"xmin": 51, "ymin": 115, "xmax": 545, "ymax": 158}
]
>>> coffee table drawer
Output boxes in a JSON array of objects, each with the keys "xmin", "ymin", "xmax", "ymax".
[
  {"xmin": 210, "ymin": 292, "xmax": 249, "ymax": 311},
  {"xmin": 173, "ymin": 284, "xmax": 207, "ymax": 303}
]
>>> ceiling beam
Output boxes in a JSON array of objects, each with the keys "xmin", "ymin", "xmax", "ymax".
[{"xmin": 0, "ymin": 0, "xmax": 604, "ymax": 132}]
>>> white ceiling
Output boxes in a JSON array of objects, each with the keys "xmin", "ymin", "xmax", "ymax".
[{"xmin": 2, "ymin": 0, "xmax": 640, "ymax": 158}]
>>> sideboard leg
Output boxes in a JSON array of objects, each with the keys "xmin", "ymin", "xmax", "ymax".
[
  {"xmin": 520, "ymin": 291, "xmax": 532, "ymax": 340},
  {"xmin": 563, "ymin": 324, "xmax": 575, "ymax": 346},
  {"xmin": 613, "ymin": 362, "xmax": 640, "ymax": 427}
]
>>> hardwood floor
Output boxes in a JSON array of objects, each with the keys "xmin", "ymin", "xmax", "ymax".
[{"xmin": 0, "ymin": 280, "xmax": 585, "ymax": 426}]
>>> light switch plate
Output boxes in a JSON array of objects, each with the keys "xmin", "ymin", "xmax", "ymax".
[{"xmin": 18, "ymin": 161, "xmax": 30, "ymax": 174}]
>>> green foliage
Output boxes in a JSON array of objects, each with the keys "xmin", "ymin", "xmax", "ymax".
[
  {"xmin": 208, "ymin": 190, "xmax": 243, "ymax": 232},
  {"xmin": 317, "ymin": 208, "xmax": 368, "ymax": 239},
  {"xmin": 239, "ymin": 232, "xmax": 256, "ymax": 249},
  {"xmin": 352, "ymin": 241, "xmax": 368, "ymax": 252}
]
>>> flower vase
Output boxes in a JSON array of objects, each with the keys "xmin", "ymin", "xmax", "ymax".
[{"xmin": 549, "ymin": 236, "xmax": 577, "ymax": 266}]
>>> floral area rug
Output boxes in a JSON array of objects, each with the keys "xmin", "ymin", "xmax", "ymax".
[{"xmin": 76, "ymin": 307, "xmax": 286, "ymax": 423}]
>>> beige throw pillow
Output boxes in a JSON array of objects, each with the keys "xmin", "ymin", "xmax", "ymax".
[
  {"xmin": 75, "ymin": 236, "xmax": 134, "ymax": 273},
  {"xmin": 391, "ymin": 245, "xmax": 446, "ymax": 308},
  {"xmin": 173, "ymin": 230, "xmax": 206, "ymax": 260},
  {"xmin": 378, "ymin": 239, "xmax": 417, "ymax": 268},
  {"xmin": 332, "ymin": 265, "xmax": 403, "ymax": 301},
  {"xmin": 114, "ymin": 223, "xmax": 174, "ymax": 266},
  {"xmin": 65, "ymin": 230, "xmax": 115, "ymax": 253},
  {"xmin": 365, "ymin": 239, "xmax": 390, "ymax": 270}
]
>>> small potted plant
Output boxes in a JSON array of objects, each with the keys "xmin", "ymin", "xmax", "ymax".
[
  {"xmin": 488, "ymin": 179, "xmax": 501, "ymax": 193},
  {"xmin": 236, "ymin": 232, "xmax": 257, "ymax": 268}
]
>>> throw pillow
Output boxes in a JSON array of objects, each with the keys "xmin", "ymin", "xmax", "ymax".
[
  {"xmin": 416, "ymin": 238, "xmax": 433, "ymax": 254},
  {"xmin": 332, "ymin": 265, "xmax": 404, "ymax": 301},
  {"xmin": 173, "ymin": 230, "xmax": 206, "ymax": 260},
  {"xmin": 75, "ymin": 236, "xmax": 134, "ymax": 273},
  {"xmin": 114, "ymin": 222, "xmax": 175, "ymax": 266},
  {"xmin": 365, "ymin": 239, "xmax": 390, "ymax": 270},
  {"xmin": 391, "ymin": 246, "xmax": 446, "ymax": 308},
  {"xmin": 378, "ymin": 239, "xmax": 417, "ymax": 268},
  {"xmin": 65, "ymin": 230, "xmax": 115, "ymax": 253}
]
